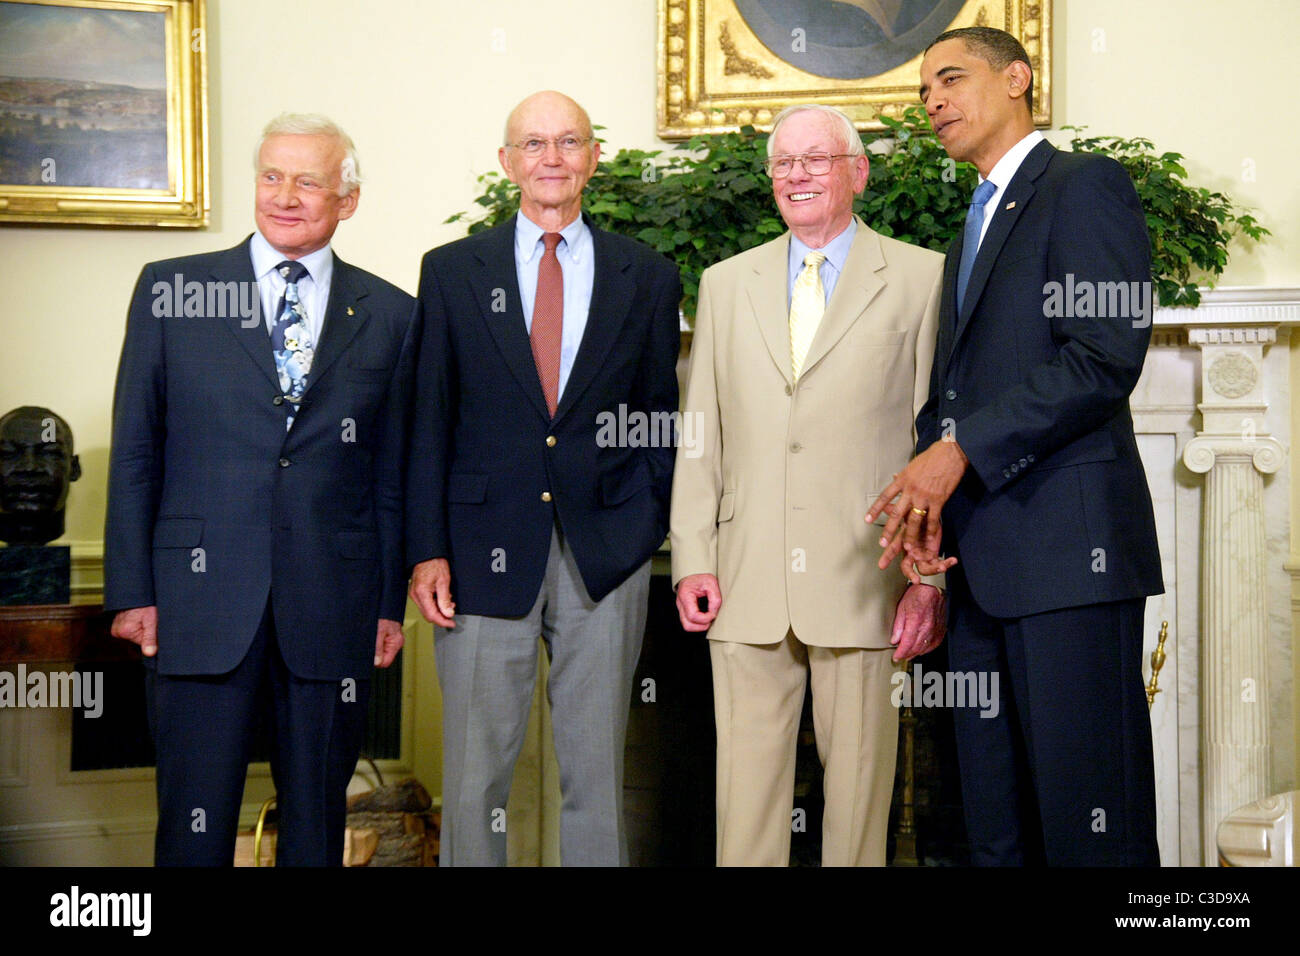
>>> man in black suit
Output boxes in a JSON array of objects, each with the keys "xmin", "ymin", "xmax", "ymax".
[
  {"xmin": 867, "ymin": 27, "xmax": 1163, "ymax": 865},
  {"xmin": 407, "ymin": 90, "xmax": 680, "ymax": 866},
  {"xmin": 105, "ymin": 114, "xmax": 417, "ymax": 866}
]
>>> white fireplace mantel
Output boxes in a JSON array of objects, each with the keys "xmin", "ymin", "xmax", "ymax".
[{"xmin": 1133, "ymin": 285, "xmax": 1297, "ymax": 866}]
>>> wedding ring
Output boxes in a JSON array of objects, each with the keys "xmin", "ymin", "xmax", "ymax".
[{"xmin": 911, "ymin": 507, "xmax": 928, "ymax": 516}]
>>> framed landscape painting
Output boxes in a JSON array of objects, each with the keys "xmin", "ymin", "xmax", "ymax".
[
  {"xmin": 0, "ymin": 0, "xmax": 208, "ymax": 227},
  {"xmin": 659, "ymin": 0, "xmax": 1051, "ymax": 137}
]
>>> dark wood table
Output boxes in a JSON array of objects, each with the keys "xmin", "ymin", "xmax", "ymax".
[{"xmin": 0, "ymin": 603, "xmax": 138, "ymax": 665}]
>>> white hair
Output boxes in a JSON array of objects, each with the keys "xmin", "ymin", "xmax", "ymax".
[
  {"xmin": 767, "ymin": 104, "xmax": 865, "ymax": 158},
  {"xmin": 253, "ymin": 112, "xmax": 362, "ymax": 196}
]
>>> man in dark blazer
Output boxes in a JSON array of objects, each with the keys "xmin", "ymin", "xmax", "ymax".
[
  {"xmin": 105, "ymin": 114, "xmax": 417, "ymax": 866},
  {"xmin": 868, "ymin": 28, "xmax": 1163, "ymax": 865},
  {"xmin": 406, "ymin": 90, "xmax": 680, "ymax": 866}
]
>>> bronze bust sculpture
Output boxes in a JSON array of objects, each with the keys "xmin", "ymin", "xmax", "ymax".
[{"xmin": 0, "ymin": 406, "xmax": 81, "ymax": 546}]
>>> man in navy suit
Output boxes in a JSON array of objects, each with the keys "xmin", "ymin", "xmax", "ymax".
[
  {"xmin": 406, "ymin": 90, "xmax": 680, "ymax": 866},
  {"xmin": 105, "ymin": 114, "xmax": 417, "ymax": 866},
  {"xmin": 867, "ymin": 27, "xmax": 1163, "ymax": 865}
]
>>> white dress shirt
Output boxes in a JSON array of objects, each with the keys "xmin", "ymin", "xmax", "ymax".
[
  {"xmin": 974, "ymin": 129, "xmax": 1045, "ymax": 251},
  {"xmin": 250, "ymin": 230, "xmax": 334, "ymax": 345}
]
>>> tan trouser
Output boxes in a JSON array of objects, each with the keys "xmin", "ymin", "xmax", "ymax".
[{"xmin": 710, "ymin": 632, "xmax": 900, "ymax": 866}]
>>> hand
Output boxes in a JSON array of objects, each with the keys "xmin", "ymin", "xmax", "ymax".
[
  {"xmin": 409, "ymin": 558, "xmax": 456, "ymax": 628},
  {"xmin": 375, "ymin": 618, "xmax": 404, "ymax": 668},
  {"xmin": 865, "ymin": 439, "xmax": 969, "ymax": 570},
  {"xmin": 901, "ymin": 536, "xmax": 958, "ymax": 586},
  {"xmin": 111, "ymin": 605, "xmax": 158, "ymax": 657},
  {"xmin": 890, "ymin": 584, "xmax": 946, "ymax": 662},
  {"xmin": 675, "ymin": 573, "xmax": 722, "ymax": 633}
]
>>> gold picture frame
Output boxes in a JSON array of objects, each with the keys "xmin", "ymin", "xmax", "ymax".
[
  {"xmin": 0, "ymin": 0, "xmax": 208, "ymax": 227},
  {"xmin": 658, "ymin": 0, "xmax": 1050, "ymax": 138}
]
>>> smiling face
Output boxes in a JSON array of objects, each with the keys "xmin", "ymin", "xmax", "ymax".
[
  {"xmin": 499, "ymin": 91, "xmax": 600, "ymax": 229},
  {"xmin": 918, "ymin": 37, "xmax": 1034, "ymax": 177},
  {"xmin": 768, "ymin": 110, "xmax": 869, "ymax": 248},
  {"xmin": 254, "ymin": 133, "xmax": 358, "ymax": 259}
]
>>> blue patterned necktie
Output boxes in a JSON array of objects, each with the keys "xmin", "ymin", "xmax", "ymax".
[
  {"xmin": 270, "ymin": 259, "xmax": 313, "ymax": 428},
  {"xmin": 955, "ymin": 179, "xmax": 997, "ymax": 311}
]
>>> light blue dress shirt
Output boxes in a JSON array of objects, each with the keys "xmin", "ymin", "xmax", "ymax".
[
  {"xmin": 787, "ymin": 217, "xmax": 857, "ymax": 308},
  {"xmin": 250, "ymin": 230, "xmax": 334, "ymax": 345},
  {"xmin": 515, "ymin": 212, "xmax": 594, "ymax": 400}
]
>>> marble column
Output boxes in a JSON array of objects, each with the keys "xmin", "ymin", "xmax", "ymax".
[{"xmin": 1181, "ymin": 326, "xmax": 1284, "ymax": 863}]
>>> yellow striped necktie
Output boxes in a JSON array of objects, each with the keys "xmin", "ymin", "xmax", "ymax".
[{"xmin": 789, "ymin": 250, "xmax": 827, "ymax": 382}]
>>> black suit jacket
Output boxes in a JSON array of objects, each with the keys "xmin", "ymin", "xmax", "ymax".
[
  {"xmin": 406, "ymin": 214, "xmax": 681, "ymax": 615},
  {"xmin": 104, "ymin": 237, "xmax": 419, "ymax": 679},
  {"xmin": 916, "ymin": 140, "xmax": 1163, "ymax": 618}
]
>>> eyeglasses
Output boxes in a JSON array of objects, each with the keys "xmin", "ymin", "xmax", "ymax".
[
  {"xmin": 506, "ymin": 135, "xmax": 593, "ymax": 156},
  {"xmin": 763, "ymin": 153, "xmax": 855, "ymax": 178}
]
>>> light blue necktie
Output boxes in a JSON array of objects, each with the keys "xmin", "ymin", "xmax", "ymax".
[
  {"xmin": 955, "ymin": 179, "xmax": 997, "ymax": 311},
  {"xmin": 270, "ymin": 259, "xmax": 314, "ymax": 429}
]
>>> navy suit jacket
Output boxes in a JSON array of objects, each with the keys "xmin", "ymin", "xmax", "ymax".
[
  {"xmin": 406, "ymin": 214, "xmax": 681, "ymax": 615},
  {"xmin": 916, "ymin": 141, "xmax": 1163, "ymax": 618},
  {"xmin": 104, "ymin": 237, "xmax": 419, "ymax": 679}
]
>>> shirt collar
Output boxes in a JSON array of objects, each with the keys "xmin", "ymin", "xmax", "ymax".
[
  {"xmin": 981, "ymin": 129, "xmax": 1046, "ymax": 192},
  {"xmin": 515, "ymin": 211, "xmax": 590, "ymax": 265},
  {"xmin": 790, "ymin": 216, "xmax": 857, "ymax": 273},
  {"xmin": 250, "ymin": 230, "xmax": 334, "ymax": 285}
]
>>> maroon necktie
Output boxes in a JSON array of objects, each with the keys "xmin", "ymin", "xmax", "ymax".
[{"xmin": 531, "ymin": 232, "xmax": 563, "ymax": 417}]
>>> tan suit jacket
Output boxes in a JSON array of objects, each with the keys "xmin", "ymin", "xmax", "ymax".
[{"xmin": 671, "ymin": 219, "xmax": 944, "ymax": 648}]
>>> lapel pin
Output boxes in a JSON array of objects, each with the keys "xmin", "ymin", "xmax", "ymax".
[
  {"xmin": 1004, "ymin": 201, "xmax": 1016, "ymax": 210},
  {"xmin": 347, "ymin": 306, "xmax": 355, "ymax": 315}
]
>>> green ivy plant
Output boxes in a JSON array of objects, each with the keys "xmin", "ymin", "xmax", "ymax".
[{"xmin": 447, "ymin": 108, "xmax": 1267, "ymax": 317}]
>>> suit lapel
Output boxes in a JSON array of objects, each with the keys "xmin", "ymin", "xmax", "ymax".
[
  {"xmin": 553, "ymin": 216, "xmax": 633, "ymax": 424},
  {"xmin": 950, "ymin": 139, "xmax": 1054, "ymax": 350},
  {"xmin": 798, "ymin": 220, "xmax": 885, "ymax": 379},
  {"xmin": 212, "ymin": 239, "xmax": 279, "ymax": 391},
  {"xmin": 304, "ymin": 256, "xmax": 370, "ymax": 392},
  {"xmin": 744, "ymin": 234, "xmax": 796, "ymax": 387},
  {"xmin": 473, "ymin": 215, "xmax": 552, "ymax": 422}
]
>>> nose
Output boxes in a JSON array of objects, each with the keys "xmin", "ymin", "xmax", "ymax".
[
  {"xmin": 788, "ymin": 158, "xmax": 813, "ymax": 183},
  {"xmin": 539, "ymin": 140, "xmax": 564, "ymax": 164},
  {"xmin": 274, "ymin": 179, "xmax": 299, "ymax": 206}
]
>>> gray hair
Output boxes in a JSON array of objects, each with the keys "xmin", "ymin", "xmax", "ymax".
[
  {"xmin": 767, "ymin": 104, "xmax": 865, "ymax": 158},
  {"xmin": 253, "ymin": 112, "xmax": 362, "ymax": 196}
]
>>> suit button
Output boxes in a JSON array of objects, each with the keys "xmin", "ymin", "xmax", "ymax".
[
  {"xmin": 945, "ymin": 389, "xmax": 957, "ymax": 401},
  {"xmin": 541, "ymin": 491, "xmax": 552, "ymax": 503},
  {"xmin": 784, "ymin": 384, "xmax": 792, "ymax": 396},
  {"xmin": 1027, "ymin": 454, "xmax": 1035, "ymax": 463},
  {"xmin": 546, "ymin": 435, "xmax": 557, "ymax": 447},
  {"xmin": 1010, "ymin": 463, "xmax": 1019, "ymax": 473},
  {"xmin": 1019, "ymin": 457, "xmax": 1028, "ymax": 467},
  {"xmin": 273, "ymin": 395, "xmax": 284, "ymax": 406},
  {"xmin": 1003, "ymin": 468, "xmax": 1011, "ymax": 478},
  {"xmin": 790, "ymin": 442, "xmax": 802, "ymax": 453},
  {"xmin": 279, "ymin": 458, "xmax": 291, "ymax": 468}
]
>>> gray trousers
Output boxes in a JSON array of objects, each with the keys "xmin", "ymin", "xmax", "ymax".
[{"xmin": 435, "ymin": 525, "xmax": 650, "ymax": 866}]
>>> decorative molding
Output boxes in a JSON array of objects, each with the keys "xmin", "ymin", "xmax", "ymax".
[
  {"xmin": 1155, "ymin": 287, "xmax": 1300, "ymax": 328},
  {"xmin": 0, "ymin": 814, "xmax": 155, "ymax": 848},
  {"xmin": 1183, "ymin": 437, "xmax": 1284, "ymax": 476}
]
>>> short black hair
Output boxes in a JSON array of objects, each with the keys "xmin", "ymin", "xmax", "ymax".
[{"xmin": 926, "ymin": 26, "xmax": 1034, "ymax": 115}]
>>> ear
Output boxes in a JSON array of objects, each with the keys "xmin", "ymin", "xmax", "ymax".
[
  {"xmin": 69, "ymin": 454, "xmax": 81, "ymax": 482},
  {"xmin": 1006, "ymin": 59, "xmax": 1033, "ymax": 105},
  {"xmin": 498, "ymin": 146, "xmax": 518, "ymax": 185},
  {"xmin": 851, "ymin": 152, "xmax": 870, "ymax": 193},
  {"xmin": 337, "ymin": 186, "xmax": 360, "ymax": 222}
]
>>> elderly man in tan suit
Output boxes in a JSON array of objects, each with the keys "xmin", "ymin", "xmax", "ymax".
[{"xmin": 671, "ymin": 103, "xmax": 950, "ymax": 866}]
